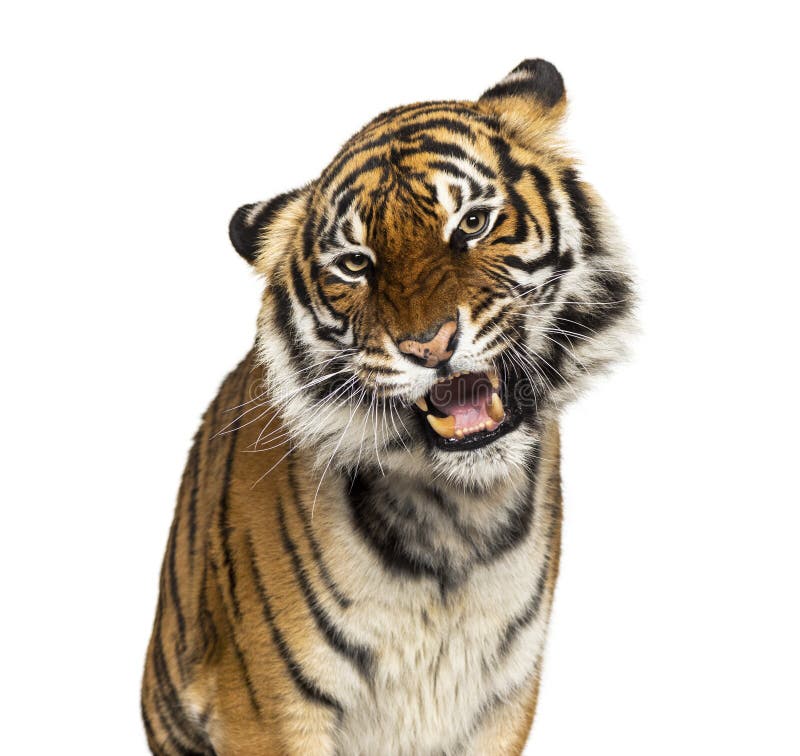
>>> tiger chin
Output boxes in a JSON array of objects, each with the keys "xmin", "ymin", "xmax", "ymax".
[{"xmin": 142, "ymin": 59, "xmax": 634, "ymax": 755}]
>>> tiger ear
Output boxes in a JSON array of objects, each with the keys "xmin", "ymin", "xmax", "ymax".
[
  {"xmin": 477, "ymin": 59, "xmax": 566, "ymax": 142},
  {"xmin": 229, "ymin": 187, "xmax": 308, "ymax": 265}
]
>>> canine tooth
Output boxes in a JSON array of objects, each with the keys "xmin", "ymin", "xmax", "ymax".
[
  {"xmin": 487, "ymin": 392, "xmax": 505, "ymax": 422},
  {"xmin": 415, "ymin": 397, "xmax": 428, "ymax": 412},
  {"xmin": 488, "ymin": 370, "xmax": 500, "ymax": 389},
  {"xmin": 427, "ymin": 414, "xmax": 456, "ymax": 438}
]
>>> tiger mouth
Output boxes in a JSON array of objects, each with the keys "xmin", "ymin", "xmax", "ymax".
[{"xmin": 411, "ymin": 369, "xmax": 522, "ymax": 451}]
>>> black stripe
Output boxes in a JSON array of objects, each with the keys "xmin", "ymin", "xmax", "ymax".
[
  {"xmin": 357, "ymin": 364, "xmax": 403, "ymax": 376},
  {"xmin": 362, "ymin": 101, "xmax": 498, "ymax": 133},
  {"xmin": 272, "ymin": 283, "xmax": 314, "ymax": 375},
  {"xmin": 229, "ymin": 629, "xmax": 263, "ymax": 717},
  {"xmin": 341, "ymin": 217, "xmax": 357, "ymax": 246},
  {"xmin": 320, "ymin": 109, "xmax": 493, "ymax": 192},
  {"xmin": 327, "ymin": 290, "xmax": 355, "ymax": 301},
  {"xmin": 470, "ymin": 289, "xmax": 505, "ymax": 321},
  {"xmin": 528, "ymin": 165, "xmax": 560, "ymax": 259},
  {"xmin": 152, "ymin": 630, "xmax": 211, "ymax": 753},
  {"xmin": 482, "ymin": 466, "xmax": 538, "ymax": 562},
  {"xmin": 497, "ymin": 163, "xmax": 563, "ymax": 276},
  {"xmin": 217, "ymin": 371, "xmax": 249, "ymax": 621},
  {"xmin": 186, "ymin": 436, "xmax": 201, "ymax": 568},
  {"xmin": 244, "ymin": 533, "xmax": 343, "ymax": 713},
  {"xmin": 290, "ymin": 256, "xmax": 314, "ymax": 311},
  {"xmin": 151, "ymin": 688, "xmax": 199, "ymax": 755},
  {"xmin": 288, "ymin": 460, "xmax": 352, "ymax": 609},
  {"xmin": 362, "ymin": 345, "xmax": 389, "ymax": 357},
  {"xmin": 561, "ymin": 167, "xmax": 601, "ymax": 256},
  {"xmin": 140, "ymin": 694, "xmax": 160, "ymax": 752},
  {"xmin": 166, "ymin": 512, "xmax": 187, "ymax": 660},
  {"xmin": 425, "ymin": 160, "xmax": 483, "ymax": 198},
  {"xmin": 310, "ymin": 260, "xmax": 351, "ymax": 338},
  {"xmin": 301, "ymin": 197, "xmax": 319, "ymax": 260},
  {"xmin": 478, "ymin": 260, "xmax": 522, "ymax": 290},
  {"xmin": 325, "ymin": 154, "xmax": 386, "ymax": 200},
  {"xmin": 501, "ymin": 253, "xmax": 556, "ymax": 276},
  {"xmin": 448, "ymin": 183, "xmax": 463, "ymax": 212},
  {"xmin": 474, "ymin": 307, "xmax": 508, "ymax": 343},
  {"xmin": 412, "ymin": 136, "xmax": 496, "ymax": 178},
  {"xmin": 488, "ymin": 137, "xmax": 535, "ymax": 249},
  {"xmin": 403, "ymin": 116, "xmax": 477, "ymax": 138},
  {"xmin": 286, "ymin": 254, "xmax": 351, "ymax": 348},
  {"xmin": 196, "ymin": 553, "xmax": 213, "ymax": 656},
  {"xmin": 324, "ymin": 274, "xmax": 359, "ymax": 287},
  {"xmin": 323, "ymin": 132, "xmax": 494, "ymax": 205},
  {"xmin": 277, "ymin": 499, "xmax": 373, "ymax": 679},
  {"xmin": 480, "ymin": 331, "xmax": 507, "ymax": 356},
  {"xmin": 498, "ymin": 566, "xmax": 549, "ymax": 658}
]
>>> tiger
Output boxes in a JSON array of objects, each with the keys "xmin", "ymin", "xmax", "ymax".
[{"xmin": 141, "ymin": 58, "xmax": 634, "ymax": 755}]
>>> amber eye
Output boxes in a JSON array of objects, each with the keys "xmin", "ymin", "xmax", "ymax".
[
  {"xmin": 339, "ymin": 253, "xmax": 370, "ymax": 274},
  {"xmin": 457, "ymin": 209, "xmax": 490, "ymax": 237}
]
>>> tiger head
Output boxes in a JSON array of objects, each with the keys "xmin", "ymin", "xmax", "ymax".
[{"xmin": 230, "ymin": 59, "xmax": 633, "ymax": 488}]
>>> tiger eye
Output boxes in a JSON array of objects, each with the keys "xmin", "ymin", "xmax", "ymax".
[
  {"xmin": 458, "ymin": 210, "xmax": 489, "ymax": 236},
  {"xmin": 341, "ymin": 253, "xmax": 369, "ymax": 273}
]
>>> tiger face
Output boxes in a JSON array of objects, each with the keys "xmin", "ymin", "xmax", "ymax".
[{"xmin": 229, "ymin": 60, "xmax": 633, "ymax": 488}]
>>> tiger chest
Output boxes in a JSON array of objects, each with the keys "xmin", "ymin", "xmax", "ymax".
[{"xmin": 334, "ymin": 554, "xmax": 550, "ymax": 756}]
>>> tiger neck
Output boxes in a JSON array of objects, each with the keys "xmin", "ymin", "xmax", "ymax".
[{"xmin": 339, "ymin": 445, "xmax": 540, "ymax": 596}]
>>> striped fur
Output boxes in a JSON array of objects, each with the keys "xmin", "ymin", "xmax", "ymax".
[{"xmin": 142, "ymin": 59, "xmax": 633, "ymax": 754}]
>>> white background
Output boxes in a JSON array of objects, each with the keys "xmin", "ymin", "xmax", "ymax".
[{"xmin": 2, "ymin": 1, "xmax": 798, "ymax": 753}]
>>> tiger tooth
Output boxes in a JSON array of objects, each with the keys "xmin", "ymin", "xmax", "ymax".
[
  {"xmin": 415, "ymin": 397, "xmax": 428, "ymax": 412},
  {"xmin": 488, "ymin": 370, "xmax": 500, "ymax": 390},
  {"xmin": 487, "ymin": 392, "xmax": 505, "ymax": 422},
  {"xmin": 427, "ymin": 414, "xmax": 456, "ymax": 438}
]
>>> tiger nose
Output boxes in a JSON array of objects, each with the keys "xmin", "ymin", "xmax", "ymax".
[{"xmin": 397, "ymin": 319, "xmax": 459, "ymax": 368}]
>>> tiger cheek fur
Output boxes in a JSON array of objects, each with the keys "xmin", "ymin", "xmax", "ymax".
[{"xmin": 142, "ymin": 59, "xmax": 633, "ymax": 755}]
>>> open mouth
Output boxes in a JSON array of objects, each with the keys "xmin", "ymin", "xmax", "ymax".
[{"xmin": 411, "ymin": 369, "xmax": 522, "ymax": 451}]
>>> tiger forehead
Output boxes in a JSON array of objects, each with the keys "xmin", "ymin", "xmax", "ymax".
[
  {"xmin": 323, "ymin": 162, "xmax": 498, "ymax": 252},
  {"xmin": 317, "ymin": 102, "xmax": 504, "ymax": 200},
  {"xmin": 313, "ymin": 136, "xmax": 503, "ymax": 256}
]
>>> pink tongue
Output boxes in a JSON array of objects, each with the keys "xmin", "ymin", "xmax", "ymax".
[
  {"xmin": 429, "ymin": 374, "xmax": 494, "ymax": 432},
  {"xmin": 447, "ymin": 401, "xmax": 492, "ymax": 432}
]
